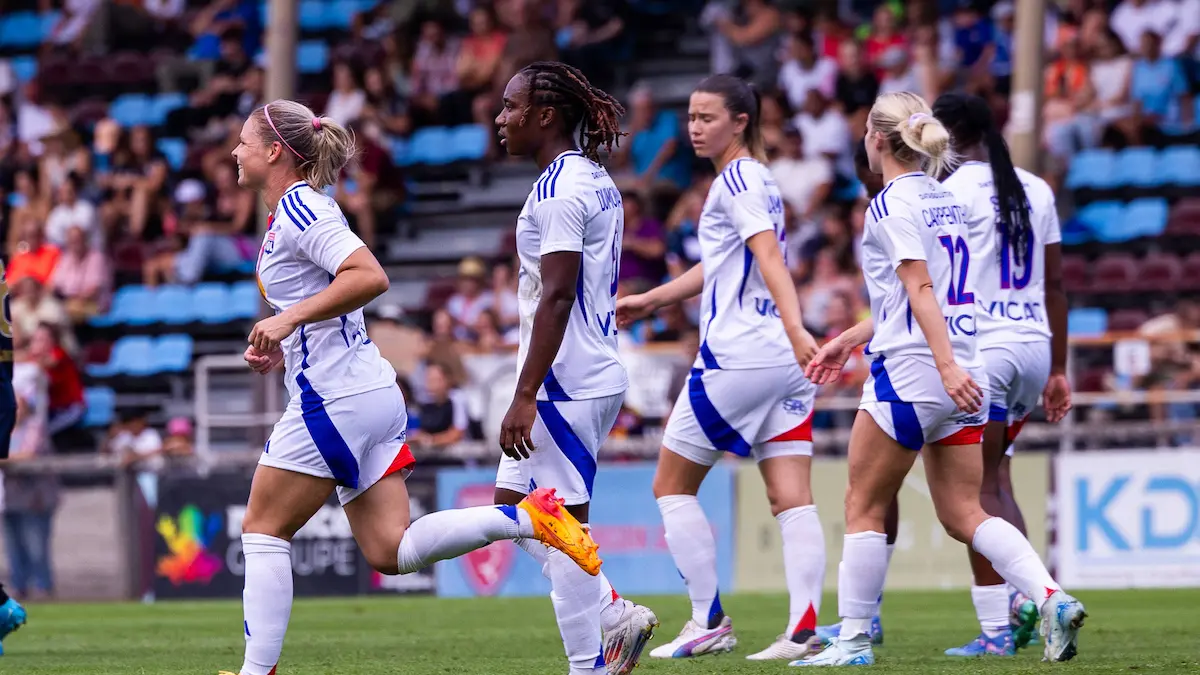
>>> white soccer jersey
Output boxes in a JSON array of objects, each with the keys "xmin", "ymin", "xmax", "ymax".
[
  {"xmin": 256, "ymin": 181, "xmax": 397, "ymax": 402},
  {"xmin": 693, "ymin": 158, "xmax": 792, "ymax": 370},
  {"xmin": 943, "ymin": 161, "xmax": 1061, "ymax": 349},
  {"xmin": 514, "ymin": 150, "xmax": 628, "ymax": 401},
  {"xmin": 861, "ymin": 171, "xmax": 981, "ymax": 368}
]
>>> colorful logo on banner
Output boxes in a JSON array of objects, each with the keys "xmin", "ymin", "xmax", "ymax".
[
  {"xmin": 435, "ymin": 462, "xmax": 735, "ymax": 598},
  {"xmin": 156, "ymin": 505, "xmax": 224, "ymax": 586}
]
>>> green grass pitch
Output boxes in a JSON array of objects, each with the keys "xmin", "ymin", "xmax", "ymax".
[{"xmin": 2, "ymin": 589, "xmax": 1198, "ymax": 674}]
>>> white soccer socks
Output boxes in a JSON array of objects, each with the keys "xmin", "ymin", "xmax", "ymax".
[
  {"xmin": 241, "ymin": 533, "xmax": 293, "ymax": 675},
  {"xmin": 837, "ymin": 531, "xmax": 888, "ymax": 641},
  {"xmin": 396, "ymin": 505, "xmax": 531, "ymax": 574},
  {"xmin": 657, "ymin": 494, "xmax": 723, "ymax": 627},
  {"xmin": 777, "ymin": 505, "xmax": 825, "ymax": 640},
  {"xmin": 971, "ymin": 517, "xmax": 1061, "ymax": 609}
]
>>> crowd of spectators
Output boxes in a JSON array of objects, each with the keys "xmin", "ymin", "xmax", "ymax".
[{"xmin": 1, "ymin": 0, "xmax": 1198, "ymax": 467}]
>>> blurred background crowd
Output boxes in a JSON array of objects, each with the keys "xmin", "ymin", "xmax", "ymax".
[{"xmin": 1, "ymin": 0, "xmax": 1197, "ymax": 501}]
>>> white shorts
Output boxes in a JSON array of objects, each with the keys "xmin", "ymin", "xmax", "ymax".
[
  {"xmin": 494, "ymin": 393, "xmax": 623, "ymax": 506},
  {"xmin": 662, "ymin": 365, "xmax": 816, "ymax": 467},
  {"xmin": 259, "ymin": 382, "xmax": 414, "ymax": 506},
  {"xmin": 861, "ymin": 355, "xmax": 989, "ymax": 451},
  {"xmin": 982, "ymin": 341, "xmax": 1050, "ymax": 452}
]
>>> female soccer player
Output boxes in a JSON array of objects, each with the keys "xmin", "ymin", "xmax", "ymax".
[
  {"xmin": 491, "ymin": 61, "xmax": 658, "ymax": 675},
  {"xmin": 794, "ymin": 91, "xmax": 1084, "ymax": 668},
  {"xmin": 220, "ymin": 99, "xmax": 600, "ymax": 675},
  {"xmin": 617, "ymin": 74, "xmax": 827, "ymax": 662},
  {"xmin": 935, "ymin": 92, "xmax": 1071, "ymax": 657},
  {"xmin": 0, "ymin": 262, "xmax": 28, "ymax": 656}
]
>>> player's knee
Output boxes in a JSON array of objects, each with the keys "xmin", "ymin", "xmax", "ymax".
[
  {"xmin": 240, "ymin": 511, "xmax": 295, "ymax": 541},
  {"xmin": 935, "ymin": 505, "xmax": 980, "ymax": 544},
  {"xmin": 362, "ymin": 537, "xmax": 400, "ymax": 575},
  {"xmin": 765, "ymin": 485, "xmax": 812, "ymax": 517}
]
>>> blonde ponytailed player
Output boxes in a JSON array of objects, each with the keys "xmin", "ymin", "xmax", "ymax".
[
  {"xmin": 935, "ymin": 92, "xmax": 1072, "ymax": 656},
  {"xmin": 794, "ymin": 92, "xmax": 1085, "ymax": 667},
  {"xmin": 218, "ymin": 99, "xmax": 599, "ymax": 675},
  {"xmin": 491, "ymin": 61, "xmax": 659, "ymax": 675},
  {"xmin": 618, "ymin": 74, "xmax": 827, "ymax": 662}
]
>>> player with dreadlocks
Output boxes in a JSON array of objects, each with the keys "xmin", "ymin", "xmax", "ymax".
[
  {"xmin": 492, "ymin": 61, "xmax": 659, "ymax": 675},
  {"xmin": 933, "ymin": 92, "xmax": 1072, "ymax": 658}
]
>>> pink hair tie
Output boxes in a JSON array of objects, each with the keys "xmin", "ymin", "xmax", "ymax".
[
  {"xmin": 263, "ymin": 103, "xmax": 306, "ymax": 161},
  {"xmin": 312, "ymin": 117, "xmax": 322, "ymax": 130},
  {"xmin": 908, "ymin": 112, "xmax": 929, "ymax": 126}
]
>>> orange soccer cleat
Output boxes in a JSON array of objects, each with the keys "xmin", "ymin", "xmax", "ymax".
[{"xmin": 517, "ymin": 487, "xmax": 602, "ymax": 575}]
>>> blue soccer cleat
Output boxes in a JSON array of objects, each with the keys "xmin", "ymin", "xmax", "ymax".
[
  {"xmin": 1010, "ymin": 592, "xmax": 1039, "ymax": 649},
  {"xmin": 0, "ymin": 598, "xmax": 27, "ymax": 655},
  {"xmin": 815, "ymin": 616, "xmax": 882, "ymax": 647},
  {"xmin": 944, "ymin": 631, "xmax": 1015, "ymax": 657}
]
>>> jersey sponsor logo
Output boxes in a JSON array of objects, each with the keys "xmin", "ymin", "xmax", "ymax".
[
  {"xmin": 782, "ymin": 398, "xmax": 808, "ymax": 416},
  {"xmin": 767, "ymin": 194, "xmax": 784, "ymax": 215},
  {"xmin": 752, "ymin": 297, "xmax": 781, "ymax": 318},
  {"xmin": 455, "ymin": 483, "xmax": 514, "ymax": 596},
  {"xmin": 984, "ymin": 300, "xmax": 1044, "ymax": 323},
  {"xmin": 944, "ymin": 313, "xmax": 977, "ymax": 336}
]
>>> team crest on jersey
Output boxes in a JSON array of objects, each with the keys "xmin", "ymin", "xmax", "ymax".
[
  {"xmin": 263, "ymin": 230, "xmax": 276, "ymax": 255},
  {"xmin": 455, "ymin": 484, "xmax": 514, "ymax": 596}
]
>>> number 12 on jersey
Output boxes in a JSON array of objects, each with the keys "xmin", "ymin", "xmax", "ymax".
[{"xmin": 937, "ymin": 235, "xmax": 974, "ymax": 306}]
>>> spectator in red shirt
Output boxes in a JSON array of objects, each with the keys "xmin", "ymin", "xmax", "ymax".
[
  {"xmin": 864, "ymin": 5, "xmax": 907, "ymax": 79},
  {"xmin": 29, "ymin": 324, "xmax": 85, "ymax": 446},
  {"xmin": 7, "ymin": 220, "xmax": 60, "ymax": 288}
]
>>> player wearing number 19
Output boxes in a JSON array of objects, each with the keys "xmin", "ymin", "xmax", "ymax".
[
  {"xmin": 794, "ymin": 91, "xmax": 1085, "ymax": 667},
  {"xmin": 935, "ymin": 92, "xmax": 1072, "ymax": 658}
]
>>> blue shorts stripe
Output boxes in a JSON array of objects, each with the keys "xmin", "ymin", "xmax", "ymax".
[
  {"xmin": 687, "ymin": 368, "xmax": 752, "ymax": 456},
  {"xmin": 869, "ymin": 358, "xmax": 924, "ymax": 450},
  {"xmin": 542, "ymin": 369, "xmax": 572, "ymax": 401},
  {"xmin": 989, "ymin": 404, "xmax": 1008, "ymax": 422},
  {"xmin": 295, "ymin": 372, "xmax": 360, "ymax": 488},
  {"xmin": 536, "ymin": 401, "xmax": 596, "ymax": 497}
]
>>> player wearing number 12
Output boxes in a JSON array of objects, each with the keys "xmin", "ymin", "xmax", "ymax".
[{"xmin": 795, "ymin": 92, "xmax": 1085, "ymax": 667}]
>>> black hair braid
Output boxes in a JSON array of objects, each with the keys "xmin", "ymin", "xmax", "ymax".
[
  {"xmin": 934, "ymin": 93, "xmax": 1033, "ymax": 266},
  {"xmin": 520, "ymin": 61, "xmax": 627, "ymax": 163}
]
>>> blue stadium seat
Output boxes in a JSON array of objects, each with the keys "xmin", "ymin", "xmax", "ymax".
[
  {"xmin": 404, "ymin": 127, "xmax": 454, "ymax": 166},
  {"xmin": 1076, "ymin": 201, "xmax": 1125, "ymax": 242},
  {"xmin": 40, "ymin": 12, "xmax": 60, "ymax": 40},
  {"xmin": 327, "ymin": 0, "xmax": 360, "ymax": 29},
  {"xmin": 1065, "ymin": 149, "xmax": 1116, "ymax": 190},
  {"xmin": 153, "ymin": 285, "xmax": 194, "ymax": 325},
  {"xmin": 449, "ymin": 125, "xmax": 488, "ymax": 162},
  {"xmin": 1059, "ymin": 216, "xmax": 1093, "ymax": 246},
  {"xmin": 298, "ymin": 1, "xmax": 324, "ymax": 30},
  {"xmin": 110, "ymin": 94, "xmax": 153, "ymax": 128},
  {"xmin": 82, "ymin": 387, "xmax": 116, "ymax": 428},
  {"xmin": 156, "ymin": 138, "xmax": 187, "ymax": 171},
  {"xmin": 1123, "ymin": 198, "xmax": 1169, "ymax": 239},
  {"xmin": 151, "ymin": 93, "xmax": 188, "ymax": 126},
  {"xmin": 192, "ymin": 282, "xmax": 234, "ymax": 324},
  {"xmin": 91, "ymin": 285, "xmax": 154, "ymax": 327},
  {"xmin": 87, "ymin": 336, "xmax": 154, "ymax": 378},
  {"xmin": 1114, "ymin": 147, "xmax": 1161, "ymax": 188},
  {"xmin": 0, "ymin": 12, "xmax": 43, "ymax": 49},
  {"xmin": 1161, "ymin": 146, "xmax": 1200, "ymax": 186},
  {"xmin": 230, "ymin": 281, "xmax": 262, "ymax": 320},
  {"xmin": 10, "ymin": 56, "xmax": 37, "ymax": 83},
  {"xmin": 152, "ymin": 334, "xmax": 194, "ymax": 374},
  {"xmin": 297, "ymin": 41, "xmax": 329, "ymax": 74},
  {"xmin": 1067, "ymin": 308, "xmax": 1107, "ymax": 337}
]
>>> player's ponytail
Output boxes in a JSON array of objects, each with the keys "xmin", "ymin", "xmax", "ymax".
[
  {"xmin": 694, "ymin": 74, "xmax": 767, "ymax": 163},
  {"xmin": 868, "ymin": 91, "xmax": 957, "ymax": 179},
  {"xmin": 933, "ymin": 93, "xmax": 1033, "ymax": 266},
  {"xmin": 252, "ymin": 99, "xmax": 357, "ymax": 190}
]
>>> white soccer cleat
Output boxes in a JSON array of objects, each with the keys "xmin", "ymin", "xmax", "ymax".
[
  {"xmin": 602, "ymin": 600, "xmax": 659, "ymax": 675},
  {"xmin": 1040, "ymin": 591, "xmax": 1086, "ymax": 662},
  {"xmin": 790, "ymin": 635, "xmax": 875, "ymax": 667},
  {"xmin": 648, "ymin": 616, "xmax": 737, "ymax": 659},
  {"xmin": 746, "ymin": 633, "xmax": 822, "ymax": 660}
]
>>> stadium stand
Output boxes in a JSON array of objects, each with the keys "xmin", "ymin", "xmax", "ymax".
[{"xmin": 1, "ymin": 0, "xmax": 1197, "ymax": 459}]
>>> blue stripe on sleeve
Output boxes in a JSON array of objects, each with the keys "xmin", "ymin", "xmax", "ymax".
[
  {"xmin": 290, "ymin": 192, "xmax": 317, "ymax": 223},
  {"xmin": 687, "ymin": 368, "xmax": 751, "ymax": 456},
  {"xmin": 278, "ymin": 198, "xmax": 307, "ymax": 231},
  {"xmin": 536, "ymin": 401, "xmax": 596, "ymax": 496}
]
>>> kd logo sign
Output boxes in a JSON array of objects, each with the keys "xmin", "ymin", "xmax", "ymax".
[{"xmin": 1076, "ymin": 476, "xmax": 1200, "ymax": 551}]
